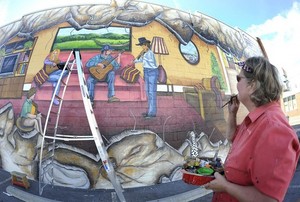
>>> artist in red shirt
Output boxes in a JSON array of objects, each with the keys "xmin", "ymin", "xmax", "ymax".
[{"xmin": 205, "ymin": 57, "xmax": 300, "ymax": 202}]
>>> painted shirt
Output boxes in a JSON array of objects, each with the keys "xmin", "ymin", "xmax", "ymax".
[
  {"xmin": 20, "ymin": 99, "xmax": 33, "ymax": 118},
  {"xmin": 134, "ymin": 50, "xmax": 157, "ymax": 69},
  {"xmin": 213, "ymin": 101, "xmax": 300, "ymax": 202},
  {"xmin": 44, "ymin": 58, "xmax": 60, "ymax": 66},
  {"xmin": 85, "ymin": 54, "xmax": 120, "ymax": 71}
]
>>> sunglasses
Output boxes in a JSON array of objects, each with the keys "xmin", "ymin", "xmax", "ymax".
[
  {"xmin": 236, "ymin": 75, "xmax": 247, "ymax": 82},
  {"xmin": 235, "ymin": 61, "xmax": 253, "ymax": 73}
]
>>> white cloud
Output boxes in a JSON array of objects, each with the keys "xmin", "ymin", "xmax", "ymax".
[{"xmin": 246, "ymin": 2, "xmax": 300, "ymax": 89}]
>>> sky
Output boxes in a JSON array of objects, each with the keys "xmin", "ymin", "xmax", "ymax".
[{"xmin": 0, "ymin": 0, "xmax": 299, "ymax": 88}]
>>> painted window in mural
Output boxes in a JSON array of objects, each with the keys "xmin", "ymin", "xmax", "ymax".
[
  {"xmin": 0, "ymin": 40, "xmax": 34, "ymax": 77},
  {"xmin": 0, "ymin": 54, "xmax": 19, "ymax": 75},
  {"xmin": 52, "ymin": 27, "xmax": 131, "ymax": 51},
  {"xmin": 179, "ymin": 41, "xmax": 199, "ymax": 65},
  {"xmin": 0, "ymin": 39, "xmax": 35, "ymax": 98}
]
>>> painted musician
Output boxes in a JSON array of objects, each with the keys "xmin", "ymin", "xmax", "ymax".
[
  {"xmin": 19, "ymin": 87, "xmax": 43, "ymax": 134},
  {"xmin": 86, "ymin": 44, "xmax": 121, "ymax": 107},
  {"xmin": 134, "ymin": 37, "xmax": 158, "ymax": 119},
  {"xmin": 44, "ymin": 49, "xmax": 69, "ymax": 106}
]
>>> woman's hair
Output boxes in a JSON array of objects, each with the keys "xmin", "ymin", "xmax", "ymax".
[
  {"xmin": 243, "ymin": 56, "xmax": 283, "ymax": 107},
  {"xmin": 50, "ymin": 49, "xmax": 60, "ymax": 61}
]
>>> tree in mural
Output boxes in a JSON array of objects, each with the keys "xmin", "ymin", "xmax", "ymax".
[{"xmin": 210, "ymin": 52, "xmax": 226, "ymax": 91}]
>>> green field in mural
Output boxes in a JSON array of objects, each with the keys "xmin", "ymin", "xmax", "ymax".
[{"xmin": 52, "ymin": 27, "xmax": 131, "ymax": 51}]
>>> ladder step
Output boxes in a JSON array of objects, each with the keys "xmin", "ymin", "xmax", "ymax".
[
  {"xmin": 41, "ymin": 153, "xmax": 54, "ymax": 161},
  {"xmin": 56, "ymin": 134, "xmax": 94, "ymax": 139},
  {"xmin": 44, "ymin": 135, "xmax": 94, "ymax": 141},
  {"xmin": 50, "ymin": 111, "xmax": 57, "ymax": 115},
  {"xmin": 55, "ymin": 95, "xmax": 62, "ymax": 101},
  {"xmin": 61, "ymin": 80, "xmax": 67, "ymax": 86}
]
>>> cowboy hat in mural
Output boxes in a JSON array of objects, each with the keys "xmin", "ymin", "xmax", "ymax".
[
  {"xmin": 136, "ymin": 37, "xmax": 151, "ymax": 46},
  {"xmin": 101, "ymin": 44, "xmax": 114, "ymax": 52}
]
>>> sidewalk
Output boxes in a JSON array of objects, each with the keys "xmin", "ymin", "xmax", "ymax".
[{"xmin": 0, "ymin": 162, "xmax": 299, "ymax": 202}]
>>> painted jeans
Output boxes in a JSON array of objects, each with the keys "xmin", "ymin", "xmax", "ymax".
[
  {"xmin": 144, "ymin": 68, "xmax": 158, "ymax": 116},
  {"xmin": 87, "ymin": 71, "xmax": 115, "ymax": 102},
  {"xmin": 47, "ymin": 69, "xmax": 68, "ymax": 97}
]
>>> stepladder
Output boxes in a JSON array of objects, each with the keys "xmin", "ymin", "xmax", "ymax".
[{"xmin": 38, "ymin": 49, "xmax": 126, "ymax": 202}]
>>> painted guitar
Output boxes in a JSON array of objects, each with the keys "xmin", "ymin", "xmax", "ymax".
[
  {"xmin": 44, "ymin": 62, "xmax": 67, "ymax": 75},
  {"xmin": 89, "ymin": 51, "xmax": 124, "ymax": 81}
]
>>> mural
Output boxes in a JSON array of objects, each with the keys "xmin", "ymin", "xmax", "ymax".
[{"xmin": 0, "ymin": 0, "xmax": 265, "ymax": 194}]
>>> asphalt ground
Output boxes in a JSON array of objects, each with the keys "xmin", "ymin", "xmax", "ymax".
[{"xmin": 0, "ymin": 161, "xmax": 299, "ymax": 202}]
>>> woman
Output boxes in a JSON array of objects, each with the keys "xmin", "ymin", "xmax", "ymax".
[
  {"xmin": 205, "ymin": 57, "xmax": 300, "ymax": 202},
  {"xmin": 20, "ymin": 87, "xmax": 43, "ymax": 134},
  {"xmin": 134, "ymin": 37, "xmax": 158, "ymax": 119}
]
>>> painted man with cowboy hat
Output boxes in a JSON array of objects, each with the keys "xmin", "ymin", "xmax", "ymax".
[
  {"xmin": 86, "ymin": 44, "xmax": 121, "ymax": 107},
  {"xmin": 134, "ymin": 37, "xmax": 158, "ymax": 119}
]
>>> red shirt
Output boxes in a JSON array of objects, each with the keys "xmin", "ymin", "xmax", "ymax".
[{"xmin": 213, "ymin": 102, "xmax": 300, "ymax": 202}]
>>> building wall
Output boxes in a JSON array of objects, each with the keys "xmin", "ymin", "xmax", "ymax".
[
  {"xmin": 0, "ymin": 2, "xmax": 266, "ymax": 189},
  {"xmin": 284, "ymin": 92, "xmax": 300, "ymax": 126}
]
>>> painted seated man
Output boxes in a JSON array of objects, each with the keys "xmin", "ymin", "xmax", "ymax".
[
  {"xmin": 86, "ymin": 44, "xmax": 121, "ymax": 107},
  {"xmin": 18, "ymin": 87, "xmax": 43, "ymax": 134}
]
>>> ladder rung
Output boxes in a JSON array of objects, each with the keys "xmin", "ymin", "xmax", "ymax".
[
  {"xmin": 56, "ymin": 134, "xmax": 94, "ymax": 138},
  {"xmin": 42, "ymin": 164, "xmax": 54, "ymax": 175},
  {"xmin": 44, "ymin": 135, "xmax": 94, "ymax": 141},
  {"xmin": 61, "ymin": 80, "xmax": 66, "ymax": 86},
  {"xmin": 50, "ymin": 111, "xmax": 57, "ymax": 115},
  {"xmin": 35, "ymin": 141, "xmax": 54, "ymax": 149},
  {"xmin": 55, "ymin": 95, "xmax": 62, "ymax": 100},
  {"xmin": 66, "ymin": 64, "xmax": 71, "ymax": 72},
  {"xmin": 41, "ymin": 153, "xmax": 54, "ymax": 161}
]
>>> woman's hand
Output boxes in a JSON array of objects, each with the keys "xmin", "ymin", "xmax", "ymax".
[
  {"xmin": 228, "ymin": 95, "xmax": 239, "ymax": 114},
  {"xmin": 204, "ymin": 172, "xmax": 228, "ymax": 192}
]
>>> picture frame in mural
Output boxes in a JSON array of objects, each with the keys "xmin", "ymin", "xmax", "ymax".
[
  {"xmin": 52, "ymin": 27, "xmax": 132, "ymax": 51},
  {"xmin": 179, "ymin": 41, "xmax": 200, "ymax": 65}
]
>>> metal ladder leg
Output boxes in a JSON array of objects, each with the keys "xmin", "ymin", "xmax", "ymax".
[{"xmin": 74, "ymin": 50, "xmax": 126, "ymax": 202}]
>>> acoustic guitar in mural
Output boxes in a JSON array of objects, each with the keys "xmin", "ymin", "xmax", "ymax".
[
  {"xmin": 89, "ymin": 51, "xmax": 124, "ymax": 81},
  {"xmin": 44, "ymin": 63, "xmax": 68, "ymax": 75}
]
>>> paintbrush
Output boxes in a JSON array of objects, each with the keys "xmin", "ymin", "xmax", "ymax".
[{"xmin": 222, "ymin": 94, "xmax": 238, "ymax": 108}]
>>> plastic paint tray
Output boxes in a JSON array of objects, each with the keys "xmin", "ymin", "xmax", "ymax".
[{"xmin": 181, "ymin": 169, "xmax": 214, "ymax": 185}]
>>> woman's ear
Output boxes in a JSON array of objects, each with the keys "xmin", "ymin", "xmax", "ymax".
[{"xmin": 247, "ymin": 80, "xmax": 256, "ymax": 94}]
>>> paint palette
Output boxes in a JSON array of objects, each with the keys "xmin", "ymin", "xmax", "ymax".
[{"xmin": 181, "ymin": 169, "xmax": 214, "ymax": 185}]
